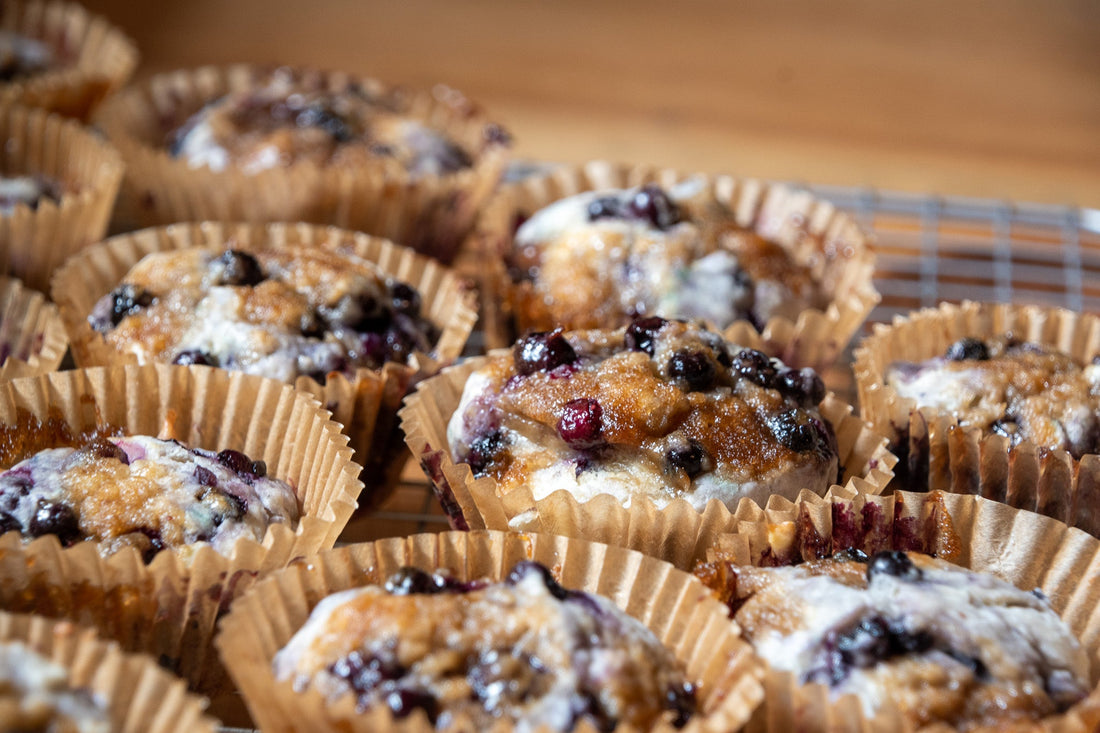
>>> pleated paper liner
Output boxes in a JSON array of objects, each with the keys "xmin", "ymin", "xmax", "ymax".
[
  {"xmin": 698, "ymin": 486, "xmax": 1100, "ymax": 733},
  {"xmin": 215, "ymin": 529, "xmax": 765, "ymax": 733},
  {"xmin": 853, "ymin": 300, "xmax": 1100, "ymax": 536},
  {"xmin": 94, "ymin": 64, "xmax": 510, "ymax": 263},
  {"xmin": 472, "ymin": 160, "xmax": 879, "ymax": 371},
  {"xmin": 0, "ymin": 363, "xmax": 362, "ymax": 696},
  {"xmin": 0, "ymin": 274, "xmax": 66, "ymax": 380},
  {"xmin": 0, "ymin": 0, "xmax": 138, "ymax": 121},
  {"xmin": 49, "ymin": 221, "xmax": 477, "ymax": 509},
  {"xmin": 0, "ymin": 611, "xmax": 218, "ymax": 733},
  {"xmin": 399, "ymin": 352, "xmax": 896, "ymax": 571},
  {"xmin": 0, "ymin": 104, "xmax": 123, "ymax": 292}
]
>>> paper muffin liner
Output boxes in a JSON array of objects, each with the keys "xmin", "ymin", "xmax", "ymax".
[
  {"xmin": 697, "ymin": 486, "xmax": 1100, "ymax": 733},
  {"xmin": 0, "ymin": 104, "xmax": 123, "ymax": 292},
  {"xmin": 0, "ymin": 0, "xmax": 138, "ymax": 121},
  {"xmin": 0, "ymin": 363, "xmax": 363, "ymax": 696},
  {"xmin": 0, "ymin": 611, "xmax": 218, "ymax": 732},
  {"xmin": 215, "ymin": 529, "xmax": 765, "ymax": 733},
  {"xmin": 95, "ymin": 64, "xmax": 510, "ymax": 263},
  {"xmin": 853, "ymin": 300, "xmax": 1100, "ymax": 536},
  {"xmin": 50, "ymin": 220, "xmax": 477, "ymax": 508},
  {"xmin": 399, "ymin": 352, "xmax": 896, "ymax": 571},
  {"xmin": 473, "ymin": 160, "xmax": 879, "ymax": 370},
  {"xmin": 0, "ymin": 274, "xmax": 66, "ymax": 380}
]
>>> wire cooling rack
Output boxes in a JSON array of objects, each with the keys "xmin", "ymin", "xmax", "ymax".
[{"xmin": 338, "ymin": 186, "xmax": 1100, "ymax": 543}]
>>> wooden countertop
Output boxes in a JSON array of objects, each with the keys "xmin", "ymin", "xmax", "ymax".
[{"xmin": 84, "ymin": 0, "xmax": 1100, "ymax": 207}]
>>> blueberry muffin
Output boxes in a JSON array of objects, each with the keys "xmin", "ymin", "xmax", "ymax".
[
  {"xmin": 0, "ymin": 640, "xmax": 109, "ymax": 732},
  {"xmin": 168, "ymin": 67, "xmax": 477, "ymax": 179},
  {"xmin": 697, "ymin": 549, "xmax": 1090, "ymax": 730},
  {"xmin": 886, "ymin": 335, "xmax": 1100, "ymax": 459},
  {"xmin": 88, "ymin": 246, "xmax": 439, "ymax": 384},
  {"xmin": 0, "ymin": 434, "xmax": 299, "ymax": 562},
  {"xmin": 273, "ymin": 560, "xmax": 696, "ymax": 732},
  {"xmin": 447, "ymin": 318, "xmax": 838, "ymax": 511}
]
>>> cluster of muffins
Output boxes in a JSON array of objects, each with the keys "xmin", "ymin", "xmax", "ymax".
[{"xmin": 0, "ymin": 1, "xmax": 1096, "ymax": 732}]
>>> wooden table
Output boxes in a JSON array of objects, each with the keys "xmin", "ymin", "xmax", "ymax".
[{"xmin": 83, "ymin": 0, "xmax": 1100, "ymax": 208}]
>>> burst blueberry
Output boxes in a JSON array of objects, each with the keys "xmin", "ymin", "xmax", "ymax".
[{"xmin": 513, "ymin": 330, "xmax": 577, "ymax": 375}]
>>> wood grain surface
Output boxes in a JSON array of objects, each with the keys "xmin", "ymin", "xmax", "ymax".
[{"xmin": 83, "ymin": 0, "xmax": 1100, "ymax": 207}]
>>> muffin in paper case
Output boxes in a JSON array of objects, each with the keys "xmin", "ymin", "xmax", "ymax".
[
  {"xmin": 0, "ymin": 610, "xmax": 218, "ymax": 732},
  {"xmin": 854, "ymin": 300, "xmax": 1100, "ymax": 536},
  {"xmin": 0, "ymin": 363, "xmax": 362, "ymax": 695},
  {"xmin": 50, "ymin": 220, "xmax": 477, "ymax": 509},
  {"xmin": 94, "ymin": 64, "xmax": 509, "ymax": 263},
  {"xmin": 694, "ymin": 485, "xmax": 1100, "ymax": 733},
  {"xmin": 0, "ymin": 274, "xmax": 66, "ymax": 379},
  {"xmin": 214, "ymin": 529, "xmax": 765, "ymax": 733},
  {"xmin": 399, "ymin": 349, "xmax": 896, "ymax": 572},
  {"xmin": 0, "ymin": 104, "xmax": 123, "ymax": 292},
  {"xmin": 0, "ymin": 0, "xmax": 138, "ymax": 120},
  {"xmin": 473, "ymin": 160, "xmax": 879, "ymax": 371}
]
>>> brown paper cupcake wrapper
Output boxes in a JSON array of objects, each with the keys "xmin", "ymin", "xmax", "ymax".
[
  {"xmin": 0, "ymin": 274, "xmax": 66, "ymax": 379},
  {"xmin": 0, "ymin": 0, "xmax": 138, "ymax": 121},
  {"xmin": 0, "ymin": 611, "xmax": 218, "ymax": 732},
  {"xmin": 215, "ymin": 529, "xmax": 764, "ymax": 733},
  {"xmin": 700, "ymin": 487, "xmax": 1100, "ymax": 733},
  {"xmin": 0, "ymin": 363, "xmax": 362, "ymax": 694},
  {"xmin": 50, "ymin": 220, "xmax": 477, "ymax": 508},
  {"xmin": 95, "ymin": 64, "xmax": 509, "ymax": 262},
  {"xmin": 399, "ymin": 353, "xmax": 896, "ymax": 571},
  {"xmin": 853, "ymin": 300, "xmax": 1100, "ymax": 535},
  {"xmin": 0, "ymin": 104, "xmax": 123, "ymax": 292},
  {"xmin": 473, "ymin": 160, "xmax": 878, "ymax": 370}
]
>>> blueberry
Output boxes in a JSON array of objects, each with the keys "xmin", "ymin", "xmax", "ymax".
[
  {"xmin": 587, "ymin": 195, "xmax": 625, "ymax": 221},
  {"xmin": 194, "ymin": 465, "xmax": 217, "ymax": 487},
  {"xmin": 136, "ymin": 527, "xmax": 166, "ymax": 564},
  {"xmin": 0, "ymin": 511, "xmax": 20, "ymax": 534},
  {"xmin": 390, "ymin": 282, "xmax": 421, "ymax": 317},
  {"xmin": 556, "ymin": 398, "xmax": 604, "ymax": 449},
  {"xmin": 385, "ymin": 567, "xmax": 447, "ymax": 595},
  {"xmin": 666, "ymin": 440, "xmax": 708, "ymax": 478},
  {"xmin": 866, "ymin": 550, "xmax": 923, "ymax": 582},
  {"xmin": 513, "ymin": 330, "xmax": 577, "ymax": 376},
  {"xmin": 89, "ymin": 438, "xmax": 128, "ymax": 464},
  {"xmin": 769, "ymin": 410, "xmax": 818, "ymax": 452},
  {"xmin": 213, "ymin": 250, "xmax": 265, "ymax": 287},
  {"xmin": 945, "ymin": 337, "xmax": 990, "ymax": 362},
  {"xmin": 668, "ymin": 350, "xmax": 717, "ymax": 392},
  {"xmin": 27, "ymin": 499, "xmax": 81, "ymax": 545},
  {"xmin": 329, "ymin": 651, "xmax": 405, "ymax": 697},
  {"xmin": 295, "ymin": 104, "xmax": 353, "ymax": 143},
  {"xmin": 628, "ymin": 184, "xmax": 682, "ymax": 229},
  {"xmin": 482, "ymin": 122, "xmax": 512, "ymax": 146},
  {"xmin": 506, "ymin": 561, "xmax": 569, "ymax": 601},
  {"xmin": 832, "ymin": 548, "xmax": 869, "ymax": 563},
  {"xmin": 666, "ymin": 682, "xmax": 697, "ymax": 728},
  {"xmin": 464, "ymin": 429, "xmax": 506, "ymax": 475},
  {"xmin": 777, "ymin": 367, "xmax": 826, "ymax": 406},
  {"xmin": 808, "ymin": 614, "xmax": 934, "ymax": 686},
  {"xmin": 624, "ymin": 316, "xmax": 667, "ymax": 356},
  {"xmin": 92, "ymin": 284, "xmax": 155, "ymax": 331},
  {"xmin": 731, "ymin": 348, "xmax": 778, "ymax": 388},
  {"xmin": 172, "ymin": 349, "xmax": 218, "ymax": 367},
  {"xmin": 216, "ymin": 449, "xmax": 266, "ymax": 479},
  {"xmin": 386, "ymin": 688, "xmax": 438, "ymax": 722}
]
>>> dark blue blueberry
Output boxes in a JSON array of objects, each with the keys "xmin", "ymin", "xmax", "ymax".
[
  {"xmin": 945, "ymin": 649, "xmax": 989, "ymax": 680},
  {"xmin": 172, "ymin": 349, "xmax": 218, "ymax": 367},
  {"xmin": 213, "ymin": 250, "xmax": 265, "ymax": 287},
  {"xmin": 624, "ymin": 316, "xmax": 667, "ymax": 356},
  {"xmin": 99, "ymin": 284, "xmax": 155, "ymax": 330},
  {"xmin": 557, "ymin": 398, "xmax": 604, "ymax": 450},
  {"xmin": 506, "ymin": 561, "xmax": 569, "ymax": 601},
  {"xmin": 666, "ymin": 440, "xmax": 708, "ymax": 478},
  {"xmin": 216, "ymin": 449, "xmax": 266, "ymax": 479},
  {"xmin": 295, "ymin": 104, "xmax": 353, "ymax": 143},
  {"xmin": 513, "ymin": 330, "xmax": 577, "ymax": 376},
  {"xmin": 89, "ymin": 438, "xmax": 129, "ymax": 465},
  {"xmin": 945, "ymin": 337, "xmax": 990, "ymax": 362},
  {"xmin": 328, "ymin": 650, "xmax": 405, "ymax": 697},
  {"xmin": 384, "ymin": 567, "xmax": 448, "ymax": 595},
  {"xmin": 385, "ymin": 688, "xmax": 438, "ymax": 722},
  {"xmin": 587, "ymin": 195, "xmax": 625, "ymax": 221},
  {"xmin": 390, "ymin": 282, "xmax": 421, "ymax": 317},
  {"xmin": 482, "ymin": 122, "xmax": 512, "ymax": 146},
  {"xmin": 807, "ymin": 614, "xmax": 935, "ymax": 686},
  {"xmin": 194, "ymin": 465, "xmax": 217, "ymax": 487},
  {"xmin": 27, "ymin": 499, "xmax": 81, "ymax": 545},
  {"xmin": 628, "ymin": 184, "xmax": 682, "ymax": 230},
  {"xmin": 668, "ymin": 350, "xmax": 717, "ymax": 392},
  {"xmin": 137, "ymin": 527, "xmax": 166, "ymax": 564},
  {"xmin": 769, "ymin": 410, "xmax": 819, "ymax": 452},
  {"xmin": 464, "ymin": 429, "xmax": 506, "ymax": 476},
  {"xmin": 866, "ymin": 550, "xmax": 923, "ymax": 582},
  {"xmin": 778, "ymin": 367, "xmax": 826, "ymax": 406},
  {"xmin": 0, "ymin": 511, "xmax": 20, "ymax": 534},
  {"xmin": 666, "ymin": 682, "xmax": 697, "ymax": 728},
  {"xmin": 731, "ymin": 348, "xmax": 778, "ymax": 388}
]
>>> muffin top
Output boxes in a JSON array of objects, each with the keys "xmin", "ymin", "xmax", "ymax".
[
  {"xmin": 447, "ymin": 318, "xmax": 837, "ymax": 511},
  {"xmin": 507, "ymin": 182, "xmax": 827, "ymax": 333},
  {"xmin": 0, "ymin": 641, "xmax": 108, "ymax": 733},
  {"xmin": 273, "ymin": 561, "xmax": 696, "ymax": 732},
  {"xmin": 0, "ymin": 30, "xmax": 60, "ymax": 82},
  {"xmin": 0, "ymin": 434, "xmax": 300, "ymax": 562},
  {"xmin": 696, "ymin": 550, "xmax": 1090, "ymax": 730},
  {"xmin": 88, "ymin": 245, "xmax": 440, "ymax": 384},
  {"xmin": 886, "ymin": 335, "xmax": 1100, "ymax": 458},
  {"xmin": 167, "ymin": 68, "xmax": 477, "ymax": 177}
]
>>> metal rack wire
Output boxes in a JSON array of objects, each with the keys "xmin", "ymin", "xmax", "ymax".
[{"xmin": 339, "ymin": 186, "xmax": 1100, "ymax": 544}]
